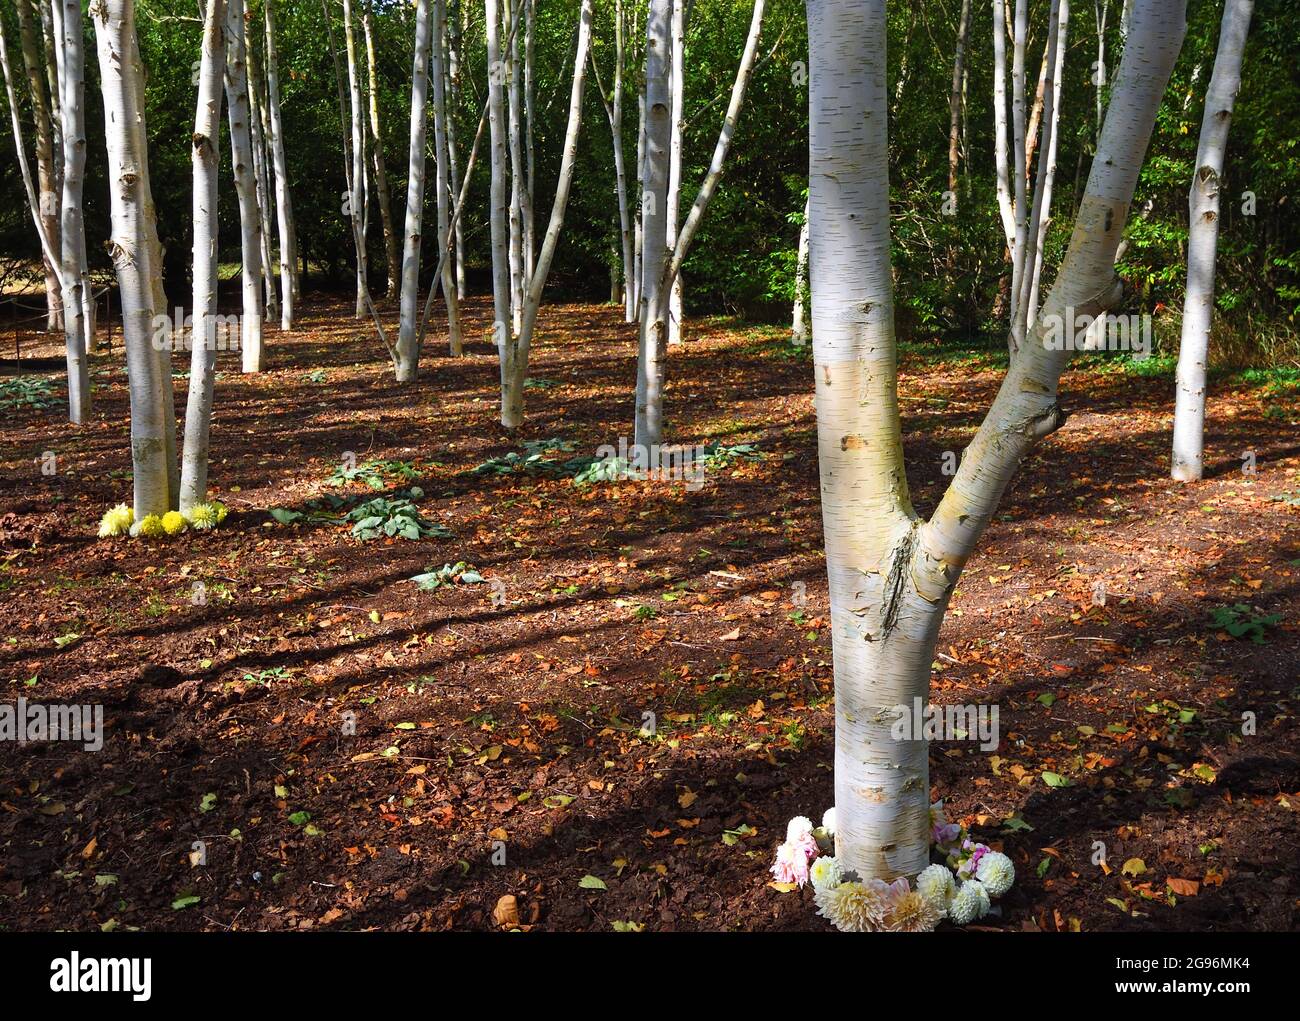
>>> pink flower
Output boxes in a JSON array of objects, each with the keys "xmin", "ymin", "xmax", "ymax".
[
  {"xmin": 771, "ymin": 841, "xmax": 812, "ymax": 887},
  {"xmin": 956, "ymin": 841, "xmax": 991, "ymax": 880},
  {"xmin": 789, "ymin": 829, "xmax": 820, "ymax": 863}
]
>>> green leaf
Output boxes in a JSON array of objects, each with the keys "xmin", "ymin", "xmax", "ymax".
[
  {"xmin": 1036, "ymin": 692, "xmax": 1056, "ymax": 707},
  {"xmin": 199, "ymin": 792, "xmax": 217, "ymax": 813},
  {"xmin": 172, "ymin": 895, "xmax": 201, "ymax": 910},
  {"xmin": 1041, "ymin": 771, "xmax": 1073, "ymax": 788},
  {"xmin": 578, "ymin": 874, "xmax": 607, "ymax": 891},
  {"xmin": 288, "ymin": 811, "xmax": 311, "ymax": 826}
]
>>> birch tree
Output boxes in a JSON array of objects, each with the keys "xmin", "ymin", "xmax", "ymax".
[
  {"xmin": 395, "ymin": 0, "xmax": 433, "ymax": 382},
  {"xmin": 15, "ymin": 0, "xmax": 61, "ymax": 331},
  {"xmin": 947, "ymin": 0, "xmax": 972, "ymax": 195},
  {"xmin": 805, "ymin": 0, "xmax": 1184, "ymax": 881},
  {"xmin": 57, "ymin": 0, "xmax": 91, "ymax": 416},
  {"xmin": 665, "ymin": 0, "xmax": 684, "ymax": 345},
  {"xmin": 485, "ymin": 0, "xmax": 511, "ymax": 355},
  {"xmin": 363, "ymin": 6, "xmax": 401, "ymax": 298},
  {"xmin": 179, "ymin": 0, "xmax": 226, "ymax": 514},
  {"xmin": 791, "ymin": 195, "xmax": 809, "ymax": 345},
  {"xmin": 224, "ymin": 0, "xmax": 264, "ymax": 373},
  {"xmin": 1, "ymin": 6, "xmax": 85, "ymax": 422},
  {"xmin": 245, "ymin": 39, "xmax": 280, "ymax": 328},
  {"xmin": 634, "ymin": 0, "xmax": 766, "ymax": 453},
  {"xmin": 430, "ymin": 0, "xmax": 463, "ymax": 355},
  {"xmin": 1172, "ymin": 0, "xmax": 1253, "ymax": 482},
  {"xmin": 92, "ymin": 0, "xmax": 176, "ymax": 518},
  {"xmin": 591, "ymin": 0, "xmax": 635, "ymax": 323},
  {"xmin": 342, "ymin": 0, "xmax": 371, "ymax": 318},
  {"xmin": 263, "ymin": 0, "xmax": 298, "ymax": 320},
  {"xmin": 499, "ymin": 0, "xmax": 593, "ymax": 428}
]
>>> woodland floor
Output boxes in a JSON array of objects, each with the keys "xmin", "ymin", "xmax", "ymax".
[{"xmin": 1, "ymin": 291, "xmax": 1298, "ymax": 932}]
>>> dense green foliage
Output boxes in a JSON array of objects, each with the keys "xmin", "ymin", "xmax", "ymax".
[{"xmin": 1, "ymin": 0, "xmax": 1296, "ymax": 362}]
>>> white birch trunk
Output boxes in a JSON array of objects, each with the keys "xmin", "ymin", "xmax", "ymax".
[
  {"xmin": 1024, "ymin": 0, "xmax": 1069, "ymax": 333},
  {"xmin": 947, "ymin": 0, "xmax": 972, "ymax": 195},
  {"xmin": 636, "ymin": 0, "xmax": 766, "ymax": 450},
  {"xmin": 633, "ymin": 89, "xmax": 645, "ymax": 317},
  {"xmin": 505, "ymin": 0, "xmax": 593, "ymax": 423},
  {"xmin": 92, "ymin": 0, "xmax": 174, "ymax": 518},
  {"xmin": 486, "ymin": 0, "xmax": 514, "ymax": 419},
  {"xmin": 791, "ymin": 195, "xmax": 809, "ymax": 344},
  {"xmin": 342, "ymin": 0, "xmax": 371, "ymax": 320},
  {"xmin": 363, "ymin": 9, "xmax": 401, "ymax": 298},
  {"xmin": 665, "ymin": 0, "xmax": 685, "ymax": 346},
  {"xmin": 594, "ymin": 0, "xmax": 635, "ymax": 323},
  {"xmin": 991, "ymin": 0, "xmax": 1016, "ymax": 249},
  {"xmin": 246, "ymin": 40, "xmax": 280, "ymax": 328},
  {"xmin": 396, "ymin": 0, "xmax": 432, "ymax": 383},
  {"xmin": 632, "ymin": 0, "xmax": 672, "ymax": 454},
  {"xmin": 15, "ymin": 0, "xmax": 62, "ymax": 331},
  {"xmin": 225, "ymin": 0, "xmax": 264, "ymax": 373},
  {"xmin": 56, "ymin": 0, "xmax": 89, "ymax": 419},
  {"xmin": 807, "ymin": 0, "xmax": 1185, "ymax": 880},
  {"xmin": 1171, "ymin": 0, "xmax": 1253, "ymax": 482},
  {"xmin": 445, "ymin": 14, "xmax": 466, "ymax": 301},
  {"xmin": 180, "ymin": 0, "xmax": 226, "ymax": 514},
  {"xmin": 506, "ymin": 0, "xmax": 527, "ymax": 336},
  {"xmin": 431, "ymin": 0, "xmax": 463, "ymax": 355},
  {"xmin": 1, "ymin": 10, "xmax": 74, "ymax": 403},
  {"xmin": 263, "ymin": 0, "xmax": 297, "ymax": 318}
]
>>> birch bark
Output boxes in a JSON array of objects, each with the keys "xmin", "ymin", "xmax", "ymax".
[{"xmin": 1172, "ymin": 0, "xmax": 1253, "ymax": 482}]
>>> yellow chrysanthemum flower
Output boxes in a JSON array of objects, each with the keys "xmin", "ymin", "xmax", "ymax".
[
  {"xmin": 97, "ymin": 503, "xmax": 134, "ymax": 538},
  {"xmin": 135, "ymin": 513, "xmax": 166, "ymax": 538},
  {"xmin": 162, "ymin": 510, "xmax": 187, "ymax": 536}
]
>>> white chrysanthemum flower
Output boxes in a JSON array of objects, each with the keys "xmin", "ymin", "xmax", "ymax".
[
  {"xmin": 975, "ymin": 850, "xmax": 1015, "ymax": 897},
  {"xmin": 887, "ymin": 889, "xmax": 943, "ymax": 932},
  {"xmin": 786, "ymin": 816, "xmax": 814, "ymax": 844},
  {"xmin": 810, "ymin": 855, "xmax": 843, "ymax": 892},
  {"xmin": 915, "ymin": 863, "xmax": 956, "ymax": 912},
  {"xmin": 815, "ymin": 880, "xmax": 893, "ymax": 933},
  {"xmin": 821, "ymin": 807, "xmax": 836, "ymax": 835},
  {"xmin": 970, "ymin": 879, "xmax": 991, "ymax": 917},
  {"xmin": 948, "ymin": 881, "xmax": 982, "ymax": 925},
  {"xmin": 98, "ymin": 503, "xmax": 134, "ymax": 538}
]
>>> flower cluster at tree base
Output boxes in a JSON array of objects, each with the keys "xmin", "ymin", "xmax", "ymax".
[
  {"xmin": 771, "ymin": 802, "xmax": 1015, "ymax": 932},
  {"xmin": 97, "ymin": 501, "xmax": 229, "ymax": 539}
]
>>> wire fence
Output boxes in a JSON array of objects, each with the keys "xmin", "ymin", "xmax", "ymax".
[{"xmin": 3, "ymin": 285, "xmax": 116, "ymax": 369}]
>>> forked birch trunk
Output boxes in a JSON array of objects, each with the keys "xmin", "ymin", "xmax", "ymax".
[
  {"xmin": 806, "ymin": 0, "xmax": 1185, "ymax": 880},
  {"xmin": 504, "ymin": 0, "xmax": 593, "ymax": 425}
]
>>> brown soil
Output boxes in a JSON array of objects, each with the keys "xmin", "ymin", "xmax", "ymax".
[{"xmin": 2, "ymin": 292, "xmax": 1297, "ymax": 932}]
